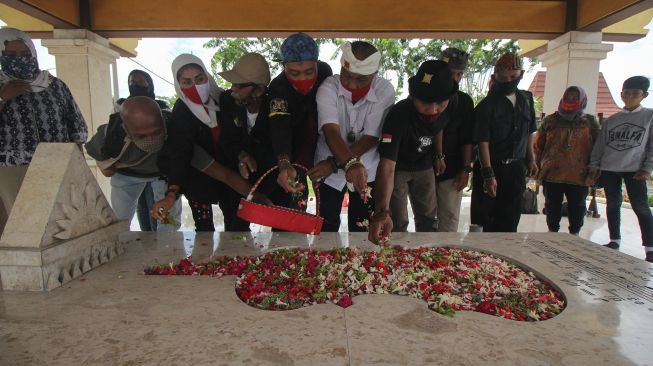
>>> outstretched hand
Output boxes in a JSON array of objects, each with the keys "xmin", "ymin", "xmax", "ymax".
[{"xmin": 368, "ymin": 210, "xmax": 393, "ymax": 246}]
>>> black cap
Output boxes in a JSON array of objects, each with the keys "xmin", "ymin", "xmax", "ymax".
[
  {"xmin": 623, "ymin": 76, "xmax": 650, "ymax": 92},
  {"xmin": 440, "ymin": 48, "xmax": 469, "ymax": 70},
  {"xmin": 408, "ymin": 60, "xmax": 458, "ymax": 103}
]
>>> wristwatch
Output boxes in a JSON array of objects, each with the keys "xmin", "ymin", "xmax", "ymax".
[{"xmin": 462, "ymin": 165, "xmax": 473, "ymax": 173}]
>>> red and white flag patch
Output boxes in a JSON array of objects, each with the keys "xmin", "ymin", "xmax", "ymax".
[{"xmin": 381, "ymin": 134, "xmax": 392, "ymax": 143}]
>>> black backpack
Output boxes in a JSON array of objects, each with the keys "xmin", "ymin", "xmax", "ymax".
[{"xmin": 522, "ymin": 185, "xmax": 539, "ymax": 214}]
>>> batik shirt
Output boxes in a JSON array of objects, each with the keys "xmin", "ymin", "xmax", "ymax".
[
  {"xmin": 0, "ymin": 76, "xmax": 87, "ymax": 166},
  {"xmin": 535, "ymin": 112, "xmax": 600, "ymax": 186}
]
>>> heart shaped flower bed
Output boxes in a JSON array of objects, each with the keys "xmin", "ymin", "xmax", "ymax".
[{"xmin": 144, "ymin": 246, "xmax": 565, "ymax": 321}]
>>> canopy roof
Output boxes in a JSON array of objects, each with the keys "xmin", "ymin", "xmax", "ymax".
[{"xmin": 1, "ymin": 0, "xmax": 652, "ymax": 57}]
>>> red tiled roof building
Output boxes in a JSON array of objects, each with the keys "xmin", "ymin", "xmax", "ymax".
[{"xmin": 528, "ymin": 71, "xmax": 621, "ymax": 118}]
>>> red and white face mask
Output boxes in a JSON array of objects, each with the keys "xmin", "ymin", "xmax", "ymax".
[{"xmin": 181, "ymin": 82, "xmax": 210, "ymax": 104}]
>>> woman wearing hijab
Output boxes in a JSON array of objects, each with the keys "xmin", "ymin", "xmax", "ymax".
[
  {"xmin": 116, "ymin": 69, "xmax": 169, "ymax": 111},
  {"xmin": 535, "ymin": 86, "xmax": 601, "ymax": 234},
  {"xmin": 0, "ymin": 27, "xmax": 87, "ymax": 234},
  {"xmin": 152, "ymin": 54, "xmax": 261, "ymax": 231}
]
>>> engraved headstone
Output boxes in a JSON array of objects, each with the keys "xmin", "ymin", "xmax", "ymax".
[{"xmin": 0, "ymin": 143, "xmax": 127, "ymax": 291}]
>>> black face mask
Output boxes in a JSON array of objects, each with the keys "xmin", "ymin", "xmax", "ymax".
[
  {"xmin": 129, "ymin": 84, "xmax": 152, "ymax": 98},
  {"xmin": 493, "ymin": 78, "xmax": 521, "ymax": 95}
]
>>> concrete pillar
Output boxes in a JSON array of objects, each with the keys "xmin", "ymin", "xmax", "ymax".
[
  {"xmin": 111, "ymin": 60, "xmax": 120, "ymax": 102},
  {"xmin": 41, "ymin": 29, "xmax": 118, "ymax": 198},
  {"xmin": 538, "ymin": 31, "xmax": 613, "ymax": 116}
]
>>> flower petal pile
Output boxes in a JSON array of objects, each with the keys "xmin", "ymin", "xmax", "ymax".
[{"xmin": 144, "ymin": 246, "xmax": 565, "ymax": 321}]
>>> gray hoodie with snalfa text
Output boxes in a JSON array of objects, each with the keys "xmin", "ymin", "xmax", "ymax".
[{"xmin": 589, "ymin": 106, "xmax": 653, "ymax": 173}]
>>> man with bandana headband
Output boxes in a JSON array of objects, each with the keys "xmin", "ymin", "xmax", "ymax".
[
  {"xmin": 267, "ymin": 33, "xmax": 333, "ymax": 196},
  {"xmin": 369, "ymin": 60, "xmax": 457, "ymax": 245},
  {"xmin": 308, "ymin": 41, "xmax": 395, "ymax": 232},
  {"xmin": 472, "ymin": 53, "xmax": 537, "ymax": 232},
  {"xmin": 85, "ymin": 97, "xmax": 182, "ymax": 232},
  {"xmin": 0, "ymin": 27, "xmax": 87, "ymax": 235}
]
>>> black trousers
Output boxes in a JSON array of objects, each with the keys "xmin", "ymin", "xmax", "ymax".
[
  {"xmin": 472, "ymin": 161, "xmax": 526, "ymax": 232},
  {"xmin": 543, "ymin": 181, "xmax": 588, "ymax": 234},
  {"xmin": 188, "ymin": 182, "xmax": 250, "ymax": 232},
  {"xmin": 317, "ymin": 182, "xmax": 375, "ymax": 232},
  {"xmin": 601, "ymin": 171, "xmax": 653, "ymax": 246}
]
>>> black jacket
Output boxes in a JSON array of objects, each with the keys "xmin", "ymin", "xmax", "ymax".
[
  {"xmin": 473, "ymin": 89, "xmax": 536, "ymax": 163},
  {"xmin": 267, "ymin": 61, "xmax": 333, "ymax": 168},
  {"xmin": 158, "ymin": 99, "xmax": 224, "ymax": 203},
  {"xmin": 219, "ymin": 90, "xmax": 276, "ymax": 173},
  {"xmin": 439, "ymin": 91, "xmax": 475, "ymax": 181}
]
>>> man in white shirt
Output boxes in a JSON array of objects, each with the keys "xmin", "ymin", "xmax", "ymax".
[{"xmin": 308, "ymin": 41, "xmax": 395, "ymax": 232}]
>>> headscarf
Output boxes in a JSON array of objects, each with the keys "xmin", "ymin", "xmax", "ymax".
[
  {"xmin": 557, "ymin": 86, "xmax": 587, "ymax": 121},
  {"xmin": 128, "ymin": 69, "xmax": 156, "ymax": 99},
  {"xmin": 339, "ymin": 42, "xmax": 381, "ymax": 76},
  {"xmin": 171, "ymin": 54, "xmax": 222, "ymax": 128},
  {"xmin": 117, "ymin": 69, "xmax": 169, "ymax": 110},
  {"xmin": 0, "ymin": 27, "xmax": 51, "ymax": 91}
]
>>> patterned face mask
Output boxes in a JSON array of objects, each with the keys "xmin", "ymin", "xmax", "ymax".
[
  {"xmin": 123, "ymin": 123, "xmax": 167, "ymax": 153},
  {"xmin": 0, "ymin": 55, "xmax": 40, "ymax": 80},
  {"xmin": 132, "ymin": 136, "xmax": 164, "ymax": 153}
]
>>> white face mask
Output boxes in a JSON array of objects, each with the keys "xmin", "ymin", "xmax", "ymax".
[{"xmin": 195, "ymin": 82, "xmax": 211, "ymax": 104}]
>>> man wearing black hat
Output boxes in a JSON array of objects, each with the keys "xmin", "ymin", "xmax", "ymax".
[
  {"xmin": 369, "ymin": 60, "xmax": 457, "ymax": 244},
  {"xmin": 472, "ymin": 53, "xmax": 537, "ymax": 232},
  {"xmin": 437, "ymin": 48, "xmax": 475, "ymax": 232}
]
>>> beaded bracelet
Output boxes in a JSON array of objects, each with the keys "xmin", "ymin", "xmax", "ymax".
[{"xmin": 345, "ymin": 156, "xmax": 364, "ymax": 172}]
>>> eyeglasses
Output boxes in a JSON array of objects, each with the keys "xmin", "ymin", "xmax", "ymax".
[
  {"xmin": 232, "ymin": 82, "xmax": 257, "ymax": 89},
  {"xmin": 178, "ymin": 73, "xmax": 208, "ymax": 88}
]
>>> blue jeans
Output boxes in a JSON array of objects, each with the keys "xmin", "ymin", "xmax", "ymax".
[
  {"xmin": 110, "ymin": 173, "xmax": 181, "ymax": 232},
  {"xmin": 600, "ymin": 171, "xmax": 653, "ymax": 247},
  {"xmin": 543, "ymin": 182, "xmax": 588, "ymax": 234},
  {"xmin": 136, "ymin": 183, "xmax": 157, "ymax": 231}
]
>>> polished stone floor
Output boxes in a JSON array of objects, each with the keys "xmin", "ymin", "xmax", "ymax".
[
  {"xmin": 138, "ymin": 196, "xmax": 649, "ymax": 261},
  {"xmin": 1, "ymin": 232, "xmax": 651, "ymax": 365}
]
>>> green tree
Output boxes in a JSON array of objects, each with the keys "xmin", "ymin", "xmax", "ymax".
[
  {"xmin": 203, "ymin": 37, "xmax": 527, "ymax": 102},
  {"xmin": 203, "ymin": 37, "xmax": 332, "ymax": 87},
  {"xmin": 156, "ymin": 95, "xmax": 179, "ymax": 109}
]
